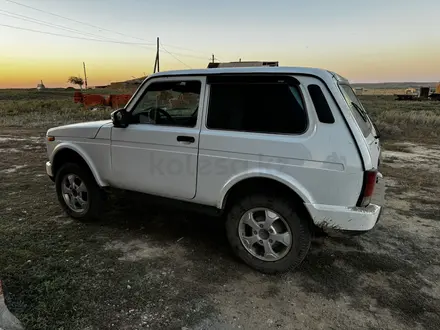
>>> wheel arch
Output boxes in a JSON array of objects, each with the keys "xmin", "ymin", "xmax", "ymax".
[
  {"xmin": 51, "ymin": 143, "xmax": 106, "ymax": 187},
  {"xmin": 220, "ymin": 174, "xmax": 315, "ymax": 229},
  {"xmin": 220, "ymin": 172, "xmax": 313, "ymax": 209}
]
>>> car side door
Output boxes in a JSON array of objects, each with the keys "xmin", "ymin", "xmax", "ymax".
[{"xmin": 110, "ymin": 76, "xmax": 206, "ymax": 200}]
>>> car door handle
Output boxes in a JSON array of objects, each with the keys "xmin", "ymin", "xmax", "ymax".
[{"xmin": 177, "ymin": 136, "xmax": 195, "ymax": 143}]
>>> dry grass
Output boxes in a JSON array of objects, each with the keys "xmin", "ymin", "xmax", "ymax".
[
  {"xmin": 0, "ymin": 88, "xmax": 133, "ymax": 129},
  {"xmin": 0, "ymin": 99, "xmax": 110, "ymax": 129},
  {"xmin": 361, "ymin": 88, "xmax": 406, "ymax": 96},
  {"xmin": 0, "ymin": 88, "xmax": 133, "ymax": 101},
  {"xmin": 379, "ymin": 110, "xmax": 440, "ymax": 128},
  {"xmin": 359, "ymin": 95, "xmax": 440, "ymax": 143},
  {"xmin": 381, "ymin": 163, "xmax": 439, "ymax": 190}
]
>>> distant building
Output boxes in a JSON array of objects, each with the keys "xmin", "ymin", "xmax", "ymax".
[
  {"xmin": 36, "ymin": 80, "xmax": 46, "ymax": 90},
  {"xmin": 207, "ymin": 61, "xmax": 279, "ymax": 68}
]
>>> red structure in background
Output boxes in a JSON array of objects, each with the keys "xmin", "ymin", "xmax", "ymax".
[
  {"xmin": 107, "ymin": 94, "xmax": 132, "ymax": 108},
  {"xmin": 73, "ymin": 91, "xmax": 83, "ymax": 103},
  {"xmin": 74, "ymin": 92, "xmax": 132, "ymax": 108},
  {"xmin": 83, "ymin": 94, "xmax": 107, "ymax": 107}
]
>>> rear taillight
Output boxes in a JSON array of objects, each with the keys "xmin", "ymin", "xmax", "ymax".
[{"xmin": 358, "ymin": 170, "xmax": 377, "ymax": 207}]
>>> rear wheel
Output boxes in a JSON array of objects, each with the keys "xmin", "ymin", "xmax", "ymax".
[
  {"xmin": 55, "ymin": 163, "xmax": 104, "ymax": 221},
  {"xmin": 226, "ymin": 194, "xmax": 311, "ymax": 274}
]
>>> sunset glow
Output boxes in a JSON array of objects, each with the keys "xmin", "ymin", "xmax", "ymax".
[{"xmin": 1, "ymin": 0, "xmax": 439, "ymax": 88}]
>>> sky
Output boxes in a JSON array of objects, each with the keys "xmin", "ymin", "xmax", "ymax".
[{"xmin": 0, "ymin": 0, "xmax": 439, "ymax": 88}]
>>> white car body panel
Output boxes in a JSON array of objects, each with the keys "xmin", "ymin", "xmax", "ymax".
[
  {"xmin": 45, "ymin": 66, "xmax": 383, "ymax": 232},
  {"xmin": 47, "ymin": 120, "xmax": 111, "ymax": 139},
  {"xmin": 194, "ymin": 75, "xmax": 364, "ymax": 211},
  {"xmin": 110, "ymin": 76, "xmax": 206, "ymax": 199},
  {"xmin": 48, "ymin": 139, "xmax": 111, "ymax": 186},
  {"xmin": 327, "ymin": 74, "xmax": 379, "ymax": 170},
  {"xmin": 306, "ymin": 173, "xmax": 385, "ymax": 230},
  {"xmin": 110, "ymin": 125, "xmax": 200, "ymax": 199}
]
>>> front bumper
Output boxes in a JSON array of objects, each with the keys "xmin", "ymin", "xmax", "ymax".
[
  {"xmin": 46, "ymin": 161, "xmax": 54, "ymax": 179},
  {"xmin": 305, "ymin": 172, "xmax": 385, "ymax": 232}
]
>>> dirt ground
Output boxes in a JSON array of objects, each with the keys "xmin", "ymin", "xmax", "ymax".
[{"xmin": 0, "ymin": 128, "xmax": 439, "ymax": 330}]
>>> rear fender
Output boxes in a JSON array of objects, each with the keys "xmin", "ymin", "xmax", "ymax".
[{"xmin": 218, "ymin": 169, "xmax": 314, "ymax": 209}]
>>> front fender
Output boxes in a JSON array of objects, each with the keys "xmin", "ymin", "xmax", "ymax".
[
  {"xmin": 218, "ymin": 169, "xmax": 314, "ymax": 209},
  {"xmin": 50, "ymin": 142, "xmax": 107, "ymax": 187}
]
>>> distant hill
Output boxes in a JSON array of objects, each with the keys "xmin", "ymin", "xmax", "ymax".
[{"xmin": 351, "ymin": 82, "xmax": 437, "ymax": 89}]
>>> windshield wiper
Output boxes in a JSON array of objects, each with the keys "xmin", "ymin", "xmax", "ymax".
[
  {"xmin": 372, "ymin": 121, "xmax": 381, "ymax": 139},
  {"xmin": 351, "ymin": 102, "xmax": 368, "ymax": 122}
]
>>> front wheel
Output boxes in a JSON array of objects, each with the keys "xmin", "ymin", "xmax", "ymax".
[
  {"xmin": 226, "ymin": 194, "xmax": 311, "ymax": 274},
  {"xmin": 55, "ymin": 163, "xmax": 104, "ymax": 221}
]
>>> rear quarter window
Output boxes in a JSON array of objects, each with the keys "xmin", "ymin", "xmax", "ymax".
[
  {"xmin": 308, "ymin": 84, "xmax": 335, "ymax": 124},
  {"xmin": 339, "ymin": 84, "xmax": 372, "ymax": 137}
]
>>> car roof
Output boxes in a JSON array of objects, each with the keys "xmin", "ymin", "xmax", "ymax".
[{"xmin": 151, "ymin": 66, "xmax": 349, "ymax": 84}]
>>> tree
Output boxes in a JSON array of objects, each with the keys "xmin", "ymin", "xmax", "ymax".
[{"xmin": 67, "ymin": 76, "xmax": 84, "ymax": 90}]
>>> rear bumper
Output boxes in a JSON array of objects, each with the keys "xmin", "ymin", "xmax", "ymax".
[
  {"xmin": 305, "ymin": 202, "xmax": 382, "ymax": 231},
  {"xmin": 305, "ymin": 172, "xmax": 385, "ymax": 232}
]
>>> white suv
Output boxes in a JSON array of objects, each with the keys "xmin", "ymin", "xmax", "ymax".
[{"xmin": 45, "ymin": 67, "xmax": 384, "ymax": 273}]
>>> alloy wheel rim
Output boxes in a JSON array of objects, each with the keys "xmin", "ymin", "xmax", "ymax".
[
  {"xmin": 238, "ymin": 207, "xmax": 292, "ymax": 262},
  {"xmin": 61, "ymin": 174, "xmax": 89, "ymax": 213}
]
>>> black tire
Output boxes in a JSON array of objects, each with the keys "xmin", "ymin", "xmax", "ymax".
[
  {"xmin": 55, "ymin": 162, "xmax": 104, "ymax": 221},
  {"xmin": 226, "ymin": 194, "xmax": 311, "ymax": 274}
]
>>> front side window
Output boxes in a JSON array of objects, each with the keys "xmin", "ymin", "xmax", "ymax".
[
  {"xmin": 207, "ymin": 80, "xmax": 307, "ymax": 134},
  {"xmin": 131, "ymin": 80, "xmax": 201, "ymax": 127}
]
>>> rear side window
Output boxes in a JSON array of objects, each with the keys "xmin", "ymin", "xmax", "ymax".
[
  {"xmin": 339, "ymin": 85, "xmax": 372, "ymax": 137},
  {"xmin": 308, "ymin": 84, "xmax": 335, "ymax": 123},
  {"xmin": 207, "ymin": 80, "xmax": 307, "ymax": 134}
]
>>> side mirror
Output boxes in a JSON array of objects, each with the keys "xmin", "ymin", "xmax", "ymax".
[{"xmin": 111, "ymin": 108, "xmax": 129, "ymax": 128}]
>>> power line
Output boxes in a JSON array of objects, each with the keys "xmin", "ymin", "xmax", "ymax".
[
  {"xmin": 160, "ymin": 42, "xmax": 192, "ymax": 69},
  {"xmin": 159, "ymin": 49, "xmax": 213, "ymax": 61},
  {"xmin": 1, "ymin": 20, "xmax": 215, "ymax": 66},
  {"xmin": 157, "ymin": 48, "xmax": 222, "ymax": 62},
  {"xmin": 0, "ymin": 9, "xmax": 127, "ymax": 42},
  {"xmin": 0, "ymin": 23, "xmax": 156, "ymax": 48},
  {"xmin": 160, "ymin": 44, "xmax": 222, "ymax": 62},
  {"xmin": 4, "ymin": 0, "xmax": 155, "ymax": 44},
  {"xmin": 161, "ymin": 42, "xmax": 217, "ymax": 56},
  {"xmin": 4, "ymin": 0, "xmax": 224, "ymax": 61}
]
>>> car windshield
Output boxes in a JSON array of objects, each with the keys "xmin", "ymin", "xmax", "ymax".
[{"xmin": 339, "ymin": 84, "xmax": 374, "ymax": 138}]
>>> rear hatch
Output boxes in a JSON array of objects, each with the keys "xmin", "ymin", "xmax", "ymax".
[{"xmin": 338, "ymin": 84, "xmax": 380, "ymax": 169}]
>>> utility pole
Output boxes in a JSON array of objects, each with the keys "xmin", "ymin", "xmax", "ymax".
[
  {"xmin": 154, "ymin": 37, "xmax": 160, "ymax": 73},
  {"xmin": 156, "ymin": 37, "xmax": 160, "ymax": 72},
  {"xmin": 83, "ymin": 62, "xmax": 88, "ymax": 89}
]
